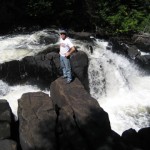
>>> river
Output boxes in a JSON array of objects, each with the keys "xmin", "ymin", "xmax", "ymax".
[{"xmin": 0, "ymin": 29, "xmax": 150, "ymax": 135}]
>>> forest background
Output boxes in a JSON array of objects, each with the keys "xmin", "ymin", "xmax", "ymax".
[{"xmin": 0, "ymin": 0, "xmax": 150, "ymax": 35}]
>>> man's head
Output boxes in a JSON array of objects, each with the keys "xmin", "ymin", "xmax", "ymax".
[
  {"xmin": 59, "ymin": 30, "xmax": 67, "ymax": 40},
  {"xmin": 59, "ymin": 30, "xmax": 67, "ymax": 35}
]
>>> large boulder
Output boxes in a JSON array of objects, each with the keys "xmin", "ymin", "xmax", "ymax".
[
  {"xmin": 0, "ymin": 100, "xmax": 12, "ymax": 139},
  {"xmin": 18, "ymin": 92, "xmax": 56, "ymax": 150},
  {"xmin": 0, "ymin": 100, "xmax": 17, "ymax": 150},
  {"xmin": 17, "ymin": 78, "xmax": 111, "ymax": 150},
  {"xmin": 0, "ymin": 139, "xmax": 17, "ymax": 150},
  {"xmin": 22, "ymin": 52, "xmax": 61, "ymax": 83},
  {"xmin": 0, "ymin": 52, "xmax": 61, "ymax": 86},
  {"xmin": 121, "ymin": 127, "xmax": 150, "ymax": 150},
  {"xmin": 17, "ymin": 77, "xmax": 150, "ymax": 150},
  {"xmin": 138, "ymin": 127, "xmax": 150, "ymax": 150},
  {"xmin": 70, "ymin": 51, "xmax": 89, "ymax": 91},
  {"xmin": 0, "ymin": 50, "xmax": 89, "ymax": 90},
  {"xmin": 122, "ymin": 128, "xmax": 141, "ymax": 148},
  {"xmin": 50, "ymin": 77, "xmax": 111, "ymax": 150}
]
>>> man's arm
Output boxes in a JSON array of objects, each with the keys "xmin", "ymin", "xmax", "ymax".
[{"xmin": 65, "ymin": 46, "xmax": 76, "ymax": 57}]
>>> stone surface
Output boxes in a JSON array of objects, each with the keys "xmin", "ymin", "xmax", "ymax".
[
  {"xmin": 50, "ymin": 77, "xmax": 111, "ymax": 150},
  {"xmin": 0, "ymin": 139, "xmax": 17, "ymax": 150},
  {"xmin": 18, "ymin": 92, "xmax": 56, "ymax": 150},
  {"xmin": 0, "ymin": 100, "xmax": 12, "ymax": 139},
  {"xmin": 138, "ymin": 127, "xmax": 150, "ymax": 150},
  {"xmin": 132, "ymin": 33, "xmax": 150, "ymax": 52},
  {"xmin": 0, "ymin": 50, "xmax": 89, "ymax": 90},
  {"xmin": 70, "ymin": 51, "xmax": 89, "ymax": 91},
  {"xmin": 0, "ymin": 123, "xmax": 10, "ymax": 140},
  {"xmin": 0, "ymin": 100, "xmax": 12, "ymax": 122}
]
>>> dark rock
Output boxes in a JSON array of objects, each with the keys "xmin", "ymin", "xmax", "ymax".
[
  {"xmin": 127, "ymin": 46, "xmax": 141, "ymax": 59},
  {"xmin": 122, "ymin": 128, "xmax": 141, "ymax": 148},
  {"xmin": 0, "ymin": 61, "xmax": 22, "ymax": 85},
  {"xmin": 138, "ymin": 127, "xmax": 150, "ymax": 150},
  {"xmin": 136, "ymin": 55, "xmax": 150, "ymax": 65},
  {"xmin": 16, "ymin": 77, "xmax": 150, "ymax": 150},
  {"xmin": 18, "ymin": 92, "xmax": 56, "ymax": 150},
  {"xmin": 50, "ymin": 77, "xmax": 111, "ymax": 150},
  {"xmin": 109, "ymin": 35, "xmax": 150, "ymax": 75},
  {"xmin": 46, "ymin": 52, "xmax": 61, "ymax": 73},
  {"xmin": 0, "ymin": 50, "xmax": 89, "ymax": 90},
  {"xmin": 0, "ymin": 139, "xmax": 17, "ymax": 150},
  {"xmin": 70, "ymin": 51, "xmax": 89, "ymax": 91},
  {"xmin": 135, "ymin": 55, "xmax": 150, "ymax": 74},
  {"xmin": 132, "ymin": 33, "xmax": 150, "ymax": 52},
  {"xmin": 0, "ymin": 122, "xmax": 10, "ymax": 140},
  {"xmin": 109, "ymin": 38, "xmax": 128, "ymax": 56},
  {"xmin": 0, "ymin": 100, "xmax": 12, "ymax": 139},
  {"xmin": 22, "ymin": 52, "xmax": 61, "ymax": 85},
  {"xmin": 0, "ymin": 100, "xmax": 12, "ymax": 122},
  {"xmin": 0, "ymin": 52, "xmax": 61, "ymax": 86},
  {"xmin": 69, "ymin": 31, "xmax": 95, "ymax": 40},
  {"xmin": 38, "ymin": 34, "xmax": 58, "ymax": 45}
]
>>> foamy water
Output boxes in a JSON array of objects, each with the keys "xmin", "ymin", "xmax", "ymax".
[
  {"xmin": 0, "ymin": 80, "xmax": 49, "ymax": 120},
  {"xmin": 0, "ymin": 30, "xmax": 59, "ymax": 63},
  {"xmin": 0, "ymin": 30, "xmax": 150, "ymax": 135},
  {"xmin": 88, "ymin": 39, "xmax": 150, "ymax": 135}
]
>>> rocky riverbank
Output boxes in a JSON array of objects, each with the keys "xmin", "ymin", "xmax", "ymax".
[
  {"xmin": 1, "ymin": 78, "xmax": 150, "ymax": 150},
  {"xmin": 0, "ymin": 30, "xmax": 150, "ymax": 150}
]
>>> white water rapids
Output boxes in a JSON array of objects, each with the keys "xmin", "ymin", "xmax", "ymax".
[{"xmin": 0, "ymin": 29, "xmax": 150, "ymax": 135}]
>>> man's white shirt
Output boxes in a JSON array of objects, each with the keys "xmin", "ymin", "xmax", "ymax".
[{"xmin": 60, "ymin": 38, "xmax": 74, "ymax": 56}]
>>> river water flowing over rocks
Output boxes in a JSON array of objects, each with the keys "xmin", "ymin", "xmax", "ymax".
[{"xmin": 0, "ymin": 29, "xmax": 150, "ymax": 136}]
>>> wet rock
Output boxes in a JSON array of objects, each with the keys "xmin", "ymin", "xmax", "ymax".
[
  {"xmin": 127, "ymin": 46, "xmax": 141, "ymax": 59},
  {"xmin": 0, "ymin": 100, "xmax": 12, "ymax": 139},
  {"xmin": 18, "ymin": 92, "xmax": 56, "ymax": 150},
  {"xmin": 138, "ymin": 127, "xmax": 150, "ymax": 150},
  {"xmin": 132, "ymin": 33, "xmax": 150, "ymax": 52},
  {"xmin": 50, "ymin": 77, "xmax": 111, "ymax": 150},
  {"xmin": 122, "ymin": 128, "xmax": 141, "ymax": 148},
  {"xmin": 0, "ymin": 139, "xmax": 17, "ymax": 150},
  {"xmin": 0, "ymin": 50, "xmax": 89, "ymax": 90},
  {"xmin": 70, "ymin": 51, "xmax": 89, "ymax": 91}
]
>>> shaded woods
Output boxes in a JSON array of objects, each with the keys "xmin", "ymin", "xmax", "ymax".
[{"xmin": 0, "ymin": 0, "xmax": 149, "ymax": 34}]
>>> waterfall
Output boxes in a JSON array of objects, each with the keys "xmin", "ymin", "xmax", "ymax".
[
  {"xmin": 0, "ymin": 29, "xmax": 150, "ymax": 134},
  {"xmin": 85, "ymin": 39, "xmax": 150, "ymax": 135},
  {"xmin": 0, "ymin": 29, "xmax": 59, "ymax": 63},
  {"xmin": 0, "ymin": 81, "xmax": 49, "ymax": 120},
  {"xmin": 0, "ymin": 29, "xmax": 55, "ymax": 119}
]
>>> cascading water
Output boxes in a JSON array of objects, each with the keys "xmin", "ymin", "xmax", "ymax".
[
  {"xmin": 0, "ymin": 29, "xmax": 150, "ymax": 135},
  {"xmin": 0, "ymin": 29, "xmax": 58, "ymax": 118},
  {"xmin": 0, "ymin": 29, "xmax": 59, "ymax": 63},
  {"xmin": 85, "ymin": 39, "xmax": 150, "ymax": 135},
  {"xmin": 0, "ymin": 81, "xmax": 49, "ymax": 120}
]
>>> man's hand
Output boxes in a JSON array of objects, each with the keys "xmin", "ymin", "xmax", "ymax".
[
  {"xmin": 65, "ymin": 46, "xmax": 75, "ymax": 57},
  {"xmin": 65, "ymin": 52, "xmax": 70, "ymax": 57}
]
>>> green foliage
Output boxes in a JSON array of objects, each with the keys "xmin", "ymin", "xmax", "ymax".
[
  {"xmin": 95, "ymin": 0, "xmax": 150, "ymax": 34},
  {"xmin": 26, "ymin": 0, "xmax": 150, "ymax": 34},
  {"xmin": 107, "ymin": 6, "xmax": 146, "ymax": 33},
  {"xmin": 27, "ymin": 0, "xmax": 53, "ymax": 17},
  {"xmin": 139, "ymin": 14, "xmax": 150, "ymax": 33}
]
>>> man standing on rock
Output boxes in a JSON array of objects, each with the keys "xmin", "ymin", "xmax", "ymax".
[{"xmin": 59, "ymin": 30, "xmax": 76, "ymax": 84}]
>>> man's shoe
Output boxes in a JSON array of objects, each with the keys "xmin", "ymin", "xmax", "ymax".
[
  {"xmin": 66, "ymin": 79, "xmax": 72, "ymax": 84},
  {"xmin": 62, "ymin": 76, "xmax": 67, "ymax": 79}
]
